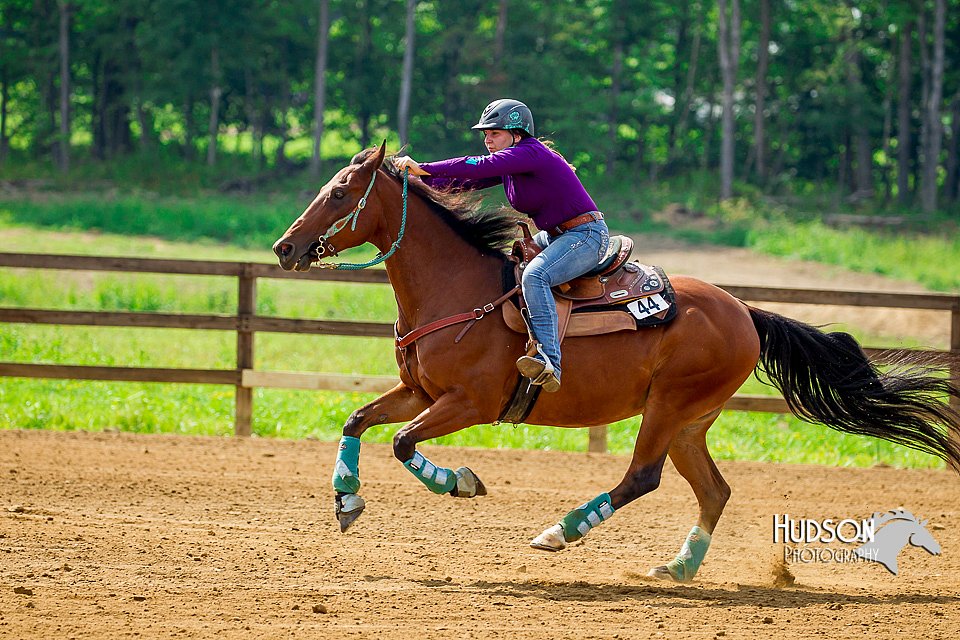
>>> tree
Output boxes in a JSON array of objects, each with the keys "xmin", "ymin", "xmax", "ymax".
[
  {"xmin": 946, "ymin": 92, "xmax": 959, "ymax": 202},
  {"xmin": 397, "ymin": 0, "xmax": 415, "ymax": 146},
  {"xmin": 717, "ymin": 0, "xmax": 741, "ymax": 200},
  {"xmin": 606, "ymin": 0, "xmax": 626, "ymax": 175},
  {"xmin": 752, "ymin": 0, "xmax": 770, "ymax": 183},
  {"xmin": 845, "ymin": 23, "xmax": 873, "ymax": 198},
  {"xmin": 920, "ymin": 0, "xmax": 946, "ymax": 212},
  {"xmin": 896, "ymin": 20, "xmax": 913, "ymax": 204},
  {"xmin": 310, "ymin": 0, "xmax": 330, "ymax": 177},
  {"xmin": 56, "ymin": 0, "xmax": 70, "ymax": 171},
  {"xmin": 206, "ymin": 45, "xmax": 221, "ymax": 166}
]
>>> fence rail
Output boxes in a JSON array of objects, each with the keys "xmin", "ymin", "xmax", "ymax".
[{"xmin": 1, "ymin": 252, "xmax": 958, "ymax": 449}]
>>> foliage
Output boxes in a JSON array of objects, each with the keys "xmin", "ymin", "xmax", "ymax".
[{"xmin": 1, "ymin": 1, "xmax": 959, "ymax": 208}]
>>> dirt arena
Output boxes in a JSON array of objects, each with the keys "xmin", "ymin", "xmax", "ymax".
[
  {"xmin": 2, "ymin": 238, "xmax": 958, "ymax": 638},
  {"xmin": 1, "ymin": 429, "xmax": 958, "ymax": 639}
]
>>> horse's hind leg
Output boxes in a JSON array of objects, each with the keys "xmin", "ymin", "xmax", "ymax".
[
  {"xmin": 648, "ymin": 409, "xmax": 729, "ymax": 582},
  {"xmin": 530, "ymin": 404, "xmax": 681, "ymax": 553}
]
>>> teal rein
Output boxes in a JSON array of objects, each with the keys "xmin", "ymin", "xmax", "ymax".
[{"xmin": 318, "ymin": 167, "xmax": 409, "ymax": 271}]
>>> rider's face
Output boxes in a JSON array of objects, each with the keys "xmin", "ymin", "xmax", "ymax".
[{"xmin": 483, "ymin": 129, "xmax": 517, "ymax": 153}]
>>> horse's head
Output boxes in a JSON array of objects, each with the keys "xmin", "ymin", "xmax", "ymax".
[{"xmin": 273, "ymin": 142, "xmax": 387, "ymax": 271}]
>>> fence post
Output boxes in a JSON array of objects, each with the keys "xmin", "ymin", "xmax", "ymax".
[
  {"xmin": 588, "ymin": 425, "xmax": 608, "ymax": 453},
  {"xmin": 235, "ymin": 265, "xmax": 256, "ymax": 436}
]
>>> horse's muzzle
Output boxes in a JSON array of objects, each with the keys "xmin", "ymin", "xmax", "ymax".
[{"xmin": 273, "ymin": 238, "xmax": 306, "ymax": 271}]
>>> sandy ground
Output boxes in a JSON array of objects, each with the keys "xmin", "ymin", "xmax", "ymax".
[
  {"xmin": 1, "ymin": 430, "xmax": 958, "ymax": 640},
  {"xmin": 1, "ymin": 238, "xmax": 958, "ymax": 638}
]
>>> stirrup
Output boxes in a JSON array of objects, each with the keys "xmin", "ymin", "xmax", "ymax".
[{"xmin": 516, "ymin": 345, "xmax": 561, "ymax": 393}]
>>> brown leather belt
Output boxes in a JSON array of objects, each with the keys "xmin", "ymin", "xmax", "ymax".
[{"xmin": 551, "ymin": 211, "xmax": 604, "ymax": 236}]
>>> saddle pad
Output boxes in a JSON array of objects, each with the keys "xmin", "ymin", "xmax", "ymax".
[
  {"xmin": 575, "ymin": 265, "xmax": 678, "ymax": 329},
  {"xmin": 501, "ymin": 266, "xmax": 678, "ymax": 336}
]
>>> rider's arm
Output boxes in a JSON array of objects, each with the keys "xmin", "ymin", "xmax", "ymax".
[{"xmin": 419, "ymin": 144, "xmax": 539, "ymax": 181}]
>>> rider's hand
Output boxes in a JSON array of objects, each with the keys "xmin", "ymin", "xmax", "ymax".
[{"xmin": 393, "ymin": 156, "xmax": 431, "ymax": 176}]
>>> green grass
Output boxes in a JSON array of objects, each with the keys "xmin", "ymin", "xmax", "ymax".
[
  {"xmin": 0, "ymin": 211, "xmax": 950, "ymax": 469},
  {"xmin": 745, "ymin": 219, "xmax": 960, "ymax": 293}
]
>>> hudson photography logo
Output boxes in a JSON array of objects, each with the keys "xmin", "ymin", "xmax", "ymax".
[{"xmin": 773, "ymin": 509, "xmax": 942, "ymax": 575}]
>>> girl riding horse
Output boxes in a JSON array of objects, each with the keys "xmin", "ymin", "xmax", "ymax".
[{"xmin": 394, "ymin": 99, "xmax": 610, "ymax": 393}]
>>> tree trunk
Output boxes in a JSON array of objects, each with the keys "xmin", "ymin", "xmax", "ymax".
[
  {"xmin": 354, "ymin": 0, "xmax": 372, "ymax": 149},
  {"xmin": 717, "ymin": 0, "xmax": 741, "ymax": 200},
  {"xmin": 0, "ymin": 64, "xmax": 8, "ymax": 164},
  {"xmin": 701, "ymin": 84, "xmax": 718, "ymax": 171},
  {"xmin": 668, "ymin": 4, "xmax": 703, "ymax": 169},
  {"xmin": 846, "ymin": 37, "xmax": 873, "ymax": 197},
  {"xmin": 57, "ymin": 0, "xmax": 70, "ymax": 172},
  {"xmin": 310, "ymin": 0, "xmax": 330, "ymax": 177},
  {"xmin": 916, "ymin": 9, "xmax": 929, "ymax": 197},
  {"xmin": 494, "ymin": 0, "xmax": 507, "ymax": 67},
  {"xmin": 606, "ymin": 0, "xmax": 625, "ymax": 175},
  {"xmin": 880, "ymin": 65, "xmax": 895, "ymax": 202},
  {"xmin": 274, "ymin": 79, "xmax": 292, "ymax": 170},
  {"xmin": 207, "ymin": 46, "xmax": 222, "ymax": 166},
  {"xmin": 945, "ymin": 92, "xmax": 959, "ymax": 202},
  {"xmin": 920, "ymin": 0, "xmax": 945, "ymax": 213},
  {"xmin": 896, "ymin": 21, "xmax": 913, "ymax": 204},
  {"xmin": 397, "ymin": 0, "xmax": 415, "ymax": 146},
  {"xmin": 136, "ymin": 100, "xmax": 153, "ymax": 151},
  {"xmin": 483, "ymin": 0, "xmax": 508, "ymax": 92},
  {"xmin": 667, "ymin": 0, "xmax": 690, "ymax": 159},
  {"xmin": 183, "ymin": 95, "xmax": 195, "ymax": 159},
  {"xmin": 753, "ymin": 0, "xmax": 770, "ymax": 184}
]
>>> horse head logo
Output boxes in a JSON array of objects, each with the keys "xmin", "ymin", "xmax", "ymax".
[{"xmin": 854, "ymin": 509, "xmax": 941, "ymax": 575}]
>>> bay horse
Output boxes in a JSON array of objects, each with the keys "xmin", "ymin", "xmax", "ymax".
[{"xmin": 273, "ymin": 143, "xmax": 960, "ymax": 582}]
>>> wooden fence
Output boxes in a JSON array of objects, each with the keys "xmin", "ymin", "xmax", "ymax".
[{"xmin": 1, "ymin": 252, "xmax": 958, "ymax": 452}]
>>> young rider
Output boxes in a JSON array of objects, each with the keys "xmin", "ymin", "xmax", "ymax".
[{"xmin": 393, "ymin": 98, "xmax": 609, "ymax": 393}]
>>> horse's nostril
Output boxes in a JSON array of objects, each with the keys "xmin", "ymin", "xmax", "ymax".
[{"xmin": 279, "ymin": 243, "xmax": 293, "ymax": 256}]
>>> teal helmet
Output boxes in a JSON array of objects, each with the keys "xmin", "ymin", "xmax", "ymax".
[{"xmin": 471, "ymin": 99, "xmax": 535, "ymax": 137}]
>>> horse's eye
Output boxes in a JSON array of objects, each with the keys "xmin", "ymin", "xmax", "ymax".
[{"xmin": 332, "ymin": 188, "xmax": 345, "ymax": 199}]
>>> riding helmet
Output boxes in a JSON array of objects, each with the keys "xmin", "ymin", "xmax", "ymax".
[{"xmin": 471, "ymin": 99, "xmax": 535, "ymax": 137}]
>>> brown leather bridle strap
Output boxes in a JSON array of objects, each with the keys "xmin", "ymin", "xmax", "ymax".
[{"xmin": 396, "ymin": 286, "xmax": 521, "ymax": 349}]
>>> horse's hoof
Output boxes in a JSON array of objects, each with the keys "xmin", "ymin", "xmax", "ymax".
[
  {"xmin": 647, "ymin": 565, "xmax": 680, "ymax": 582},
  {"xmin": 530, "ymin": 524, "xmax": 567, "ymax": 552},
  {"xmin": 335, "ymin": 493, "xmax": 366, "ymax": 533},
  {"xmin": 452, "ymin": 467, "xmax": 487, "ymax": 498}
]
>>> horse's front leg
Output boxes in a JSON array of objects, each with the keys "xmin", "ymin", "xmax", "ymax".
[
  {"xmin": 333, "ymin": 383, "xmax": 432, "ymax": 532},
  {"xmin": 392, "ymin": 389, "xmax": 488, "ymax": 500}
]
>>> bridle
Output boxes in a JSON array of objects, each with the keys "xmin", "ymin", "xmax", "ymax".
[{"xmin": 314, "ymin": 167, "xmax": 409, "ymax": 271}]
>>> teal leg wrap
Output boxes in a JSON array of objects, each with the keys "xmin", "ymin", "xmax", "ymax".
[
  {"xmin": 403, "ymin": 451, "xmax": 457, "ymax": 494},
  {"xmin": 331, "ymin": 436, "xmax": 362, "ymax": 494},
  {"xmin": 665, "ymin": 526, "xmax": 712, "ymax": 581},
  {"xmin": 558, "ymin": 493, "xmax": 615, "ymax": 542}
]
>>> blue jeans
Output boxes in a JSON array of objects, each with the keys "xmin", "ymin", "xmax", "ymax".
[{"xmin": 521, "ymin": 218, "xmax": 610, "ymax": 377}]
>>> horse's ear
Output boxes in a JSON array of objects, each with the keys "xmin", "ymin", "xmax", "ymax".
[{"xmin": 370, "ymin": 140, "xmax": 387, "ymax": 169}]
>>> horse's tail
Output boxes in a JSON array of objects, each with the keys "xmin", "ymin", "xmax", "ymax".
[{"xmin": 747, "ymin": 306, "xmax": 960, "ymax": 471}]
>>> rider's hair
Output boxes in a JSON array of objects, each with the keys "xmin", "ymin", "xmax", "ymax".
[{"xmin": 513, "ymin": 130, "xmax": 577, "ymax": 172}]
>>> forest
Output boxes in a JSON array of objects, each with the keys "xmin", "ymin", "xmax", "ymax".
[{"xmin": 1, "ymin": 0, "xmax": 959, "ymax": 213}]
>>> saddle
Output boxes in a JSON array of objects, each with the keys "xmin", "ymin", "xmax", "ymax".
[
  {"xmin": 506, "ymin": 222, "xmax": 677, "ymax": 340},
  {"xmin": 497, "ymin": 223, "xmax": 678, "ymax": 424}
]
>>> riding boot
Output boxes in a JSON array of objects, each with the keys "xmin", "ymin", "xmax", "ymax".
[{"xmin": 516, "ymin": 344, "xmax": 561, "ymax": 393}]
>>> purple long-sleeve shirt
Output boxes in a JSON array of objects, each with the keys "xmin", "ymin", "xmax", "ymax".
[{"xmin": 419, "ymin": 137, "xmax": 598, "ymax": 231}]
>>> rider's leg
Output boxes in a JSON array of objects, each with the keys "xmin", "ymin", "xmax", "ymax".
[{"xmin": 519, "ymin": 220, "xmax": 608, "ymax": 390}]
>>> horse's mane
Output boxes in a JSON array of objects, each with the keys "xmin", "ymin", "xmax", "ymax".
[{"xmin": 350, "ymin": 148, "xmax": 519, "ymax": 258}]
